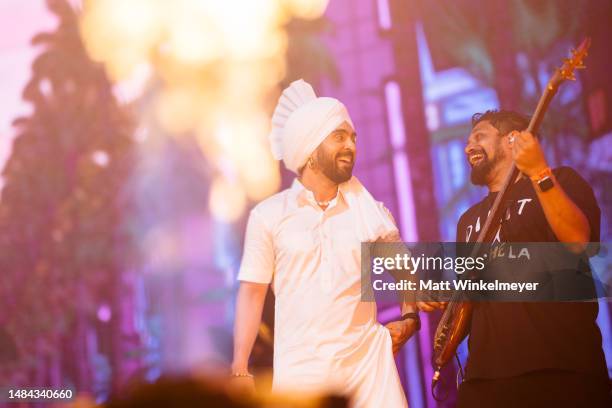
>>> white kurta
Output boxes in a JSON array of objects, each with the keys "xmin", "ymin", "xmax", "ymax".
[{"xmin": 238, "ymin": 179, "xmax": 407, "ymax": 407}]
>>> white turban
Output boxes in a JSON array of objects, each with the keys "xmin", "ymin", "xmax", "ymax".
[{"xmin": 269, "ymin": 79, "xmax": 354, "ymax": 174}]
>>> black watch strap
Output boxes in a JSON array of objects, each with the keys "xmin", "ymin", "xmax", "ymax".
[
  {"xmin": 400, "ymin": 312, "xmax": 421, "ymax": 331},
  {"xmin": 530, "ymin": 167, "xmax": 555, "ymax": 192}
]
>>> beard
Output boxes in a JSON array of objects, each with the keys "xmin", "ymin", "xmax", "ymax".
[
  {"xmin": 316, "ymin": 148, "xmax": 354, "ymax": 184},
  {"xmin": 470, "ymin": 142, "xmax": 505, "ymax": 186}
]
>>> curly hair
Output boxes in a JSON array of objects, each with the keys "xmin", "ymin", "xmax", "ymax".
[{"xmin": 471, "ymin": 109, "xmax": 530, "ymax": 137}]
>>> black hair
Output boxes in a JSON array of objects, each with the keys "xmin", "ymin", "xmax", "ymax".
[{"xmin": 471, "ymin": 109, "xmax": 530, "ymax": 136}]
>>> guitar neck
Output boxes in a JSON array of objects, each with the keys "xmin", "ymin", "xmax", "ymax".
[{"xmin": 527, "ymin": 84, "xmax": 559, "ymax": 134}]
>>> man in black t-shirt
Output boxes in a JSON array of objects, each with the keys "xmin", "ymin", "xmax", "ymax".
[{"xmin": 446, "ymin": 110, "xmax": 610, "ymax": 407}]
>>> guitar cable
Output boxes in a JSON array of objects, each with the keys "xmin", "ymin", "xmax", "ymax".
[
  {"xmin": 455, "ymin": 352, "xmax": 465, "ymax": 388},
  {"xmin": 431, "ymin": 352, "xmax": 465, "ymax": 401}
]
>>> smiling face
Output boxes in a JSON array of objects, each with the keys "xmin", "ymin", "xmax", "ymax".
[
  {"xmin": 465, "ymin": 120, "xmax": 509, "ymax": 186},
  {"xmin": 313, "ymin": 121, "xmax": 357, "ymax": 184}
]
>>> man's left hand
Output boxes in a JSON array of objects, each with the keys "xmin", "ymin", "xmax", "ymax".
[
  {"xmin": 510, "ymin": 130, "xmax": 549, "ymax": 178},
  {"xmin": 385, "ymin": 319, "xmax": 418, "ymax": 355}
]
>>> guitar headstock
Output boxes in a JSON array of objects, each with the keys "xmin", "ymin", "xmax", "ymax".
[{"xmin": 548, "ymin": 37, "xmax": 591, "ymax": 90}]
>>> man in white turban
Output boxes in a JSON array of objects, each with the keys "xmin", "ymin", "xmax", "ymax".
[{"xmin": 231, "ymin": 80, "xmax": 417, "ymax": 407}]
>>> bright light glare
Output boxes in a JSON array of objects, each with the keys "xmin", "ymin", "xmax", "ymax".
[
  {"xmin": 80, "ymin": 0, "xmax": 330, "ymax": 221},
  {"xmin": 209, "ymin": 176, "xmax": 247, "ymax": 222}
]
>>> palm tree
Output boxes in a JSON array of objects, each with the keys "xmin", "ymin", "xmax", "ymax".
[{"xmin": 0, "ymin": 0, "xmax": 136, "ymax": 394}]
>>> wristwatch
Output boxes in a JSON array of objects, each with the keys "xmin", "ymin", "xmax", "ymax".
[
  {"xmin": 400, "ymin": 312, "xmax": 421, "ymax": 331},
  {"xmin": 530, "ymin": 167, "xmax": 554, "ymax": 192}
]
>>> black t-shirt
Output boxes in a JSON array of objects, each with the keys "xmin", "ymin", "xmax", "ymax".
[{"xmin": 456, "ymin": 166, "xmax": 608, "ymax": 380}]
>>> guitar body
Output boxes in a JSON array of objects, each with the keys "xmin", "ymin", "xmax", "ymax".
[{"xmin": 433, "ymin": 301, "xmax": 472, "ymax": 369}]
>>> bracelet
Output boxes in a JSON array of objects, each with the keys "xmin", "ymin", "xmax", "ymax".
[
  {"xmin": 231, "ymin": 372, "xmax": 254, "ymax": 378},
  {"xmin": 400, "ymin": 312, "xmax": 421, "ymax": 331},
  {"xmin": 529, "ymin": 167, "xmax": 552, "ymax": 182}
]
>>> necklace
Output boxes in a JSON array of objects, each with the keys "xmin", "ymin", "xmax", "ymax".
[{"xmin": 316, "ymin": 190, "xmax": 339, "ymax": 207}]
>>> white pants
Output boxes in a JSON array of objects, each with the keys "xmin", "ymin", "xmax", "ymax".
[{"xmin": 273, "ymin": 324, "xmax": 408, "ymax": 408}]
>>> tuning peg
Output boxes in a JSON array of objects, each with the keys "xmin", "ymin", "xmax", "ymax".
[
  {"xmin": 572, "ymin": 47, "xmax": 588, "ymax": 56},
  {"xmin": 563, "ymin": 58, "xmax": 574, "ymax": 67},
  {"xmin": 558, "ymin": 69, "xmax": 575, "ymax": 81}
]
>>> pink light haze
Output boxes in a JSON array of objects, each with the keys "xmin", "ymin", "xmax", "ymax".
[{"xmin": 0, "ymin": 0, "xmax": 57, "ymax": 191}]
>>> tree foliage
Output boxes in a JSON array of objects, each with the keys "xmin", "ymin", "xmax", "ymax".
[{"xmin": 0, "ymin": 0, "xmax": 135, "ymax": 388}]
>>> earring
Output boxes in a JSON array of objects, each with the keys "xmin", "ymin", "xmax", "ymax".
[{"xmin": 509, "ymin": 131, "xmax": 516, "ymax": 144}]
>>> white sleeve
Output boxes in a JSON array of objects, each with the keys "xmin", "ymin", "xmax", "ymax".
[
  {"xmin": 378, "ymin": 202, "xmax": 401, "ymax": 242},
  {"xmin": 237, "ymin": 209, "xmax": 274, "ymax": 284}
]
